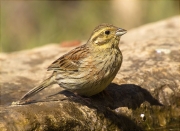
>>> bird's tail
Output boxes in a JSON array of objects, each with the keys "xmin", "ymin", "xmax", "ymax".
[{"xmin": 20, "ymin": 75, "xmax": 56, "ymax": 101}]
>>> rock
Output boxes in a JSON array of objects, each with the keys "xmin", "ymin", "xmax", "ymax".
[{"xmin": 0, "ymin": 16, "xmax": 180, "ymax": 131}]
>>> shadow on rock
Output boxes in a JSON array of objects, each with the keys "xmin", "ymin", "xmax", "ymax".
[
  {"xmin": 57, "ymin": 83, "xmax": 163, "ymax": 110},
  {"xmin": 18, "ymin": 83, "xmax": 162, "ymax": 131},
  {"xmin": 100, "ymin": 83, "xmax": 163, "ymax": 109},
  {"xmin": 50, "ymin": 83, "xmax": 163, "ymax": 131},
  {"xmin": 21, "ymin": 83, "xmax": 163, "ymax": 109}
]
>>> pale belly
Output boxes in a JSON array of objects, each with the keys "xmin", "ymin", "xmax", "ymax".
[{"xmin": 57, "ymin": 68, "xmax": 119, "ymax": 96}]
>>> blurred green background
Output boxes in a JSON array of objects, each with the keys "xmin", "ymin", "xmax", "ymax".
[{"xmin": 1, "ymin": 0, "xmax": 179, "ymax": 52}]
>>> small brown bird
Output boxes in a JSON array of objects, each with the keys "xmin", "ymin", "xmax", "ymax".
[{"xmin": 20, "ymin": 23, "xmax": 126, "ymax": 102}]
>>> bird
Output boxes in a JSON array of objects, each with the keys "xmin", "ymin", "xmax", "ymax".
[{"xmin": 20, "ymin": 23, "xmax": 127, "ymax": 102}]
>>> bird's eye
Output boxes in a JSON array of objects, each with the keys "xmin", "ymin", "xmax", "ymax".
[{"xmin": 105, "ymin": 30, "xmax": 110, "ymax": 35}]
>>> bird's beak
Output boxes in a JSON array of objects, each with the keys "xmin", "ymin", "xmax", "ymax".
[{"xmin": 116, "ymin": 28, "xmax": 127, "ymax": 36}]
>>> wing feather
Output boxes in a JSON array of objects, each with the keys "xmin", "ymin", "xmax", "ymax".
[{"xmin": 47, "ymin": 45, "xmax": 89, "ymax": 71}]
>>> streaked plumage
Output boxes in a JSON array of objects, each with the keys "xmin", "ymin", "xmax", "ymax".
[{"xmin": 20, "ymin": 23, "xmax": 127, "ymax": 101}]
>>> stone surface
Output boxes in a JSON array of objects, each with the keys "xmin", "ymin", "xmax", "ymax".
[{"xmin": 0, "ymin": 16, "xmax": 180, "ymax": 131}]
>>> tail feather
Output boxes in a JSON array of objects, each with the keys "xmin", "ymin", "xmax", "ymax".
[{"xmin": 20, "ymin": 75, "xmax": 55, "ymax": 101}]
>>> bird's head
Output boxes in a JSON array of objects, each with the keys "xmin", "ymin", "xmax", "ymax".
[{"xmin": 87, "ymin": 23, "xmax": 127, "ymax": 49}]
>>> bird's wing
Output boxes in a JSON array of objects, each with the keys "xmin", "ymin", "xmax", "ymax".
[{"xmin": 47, "ymin": 45, "xmax": 89, "ymax": 71}]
